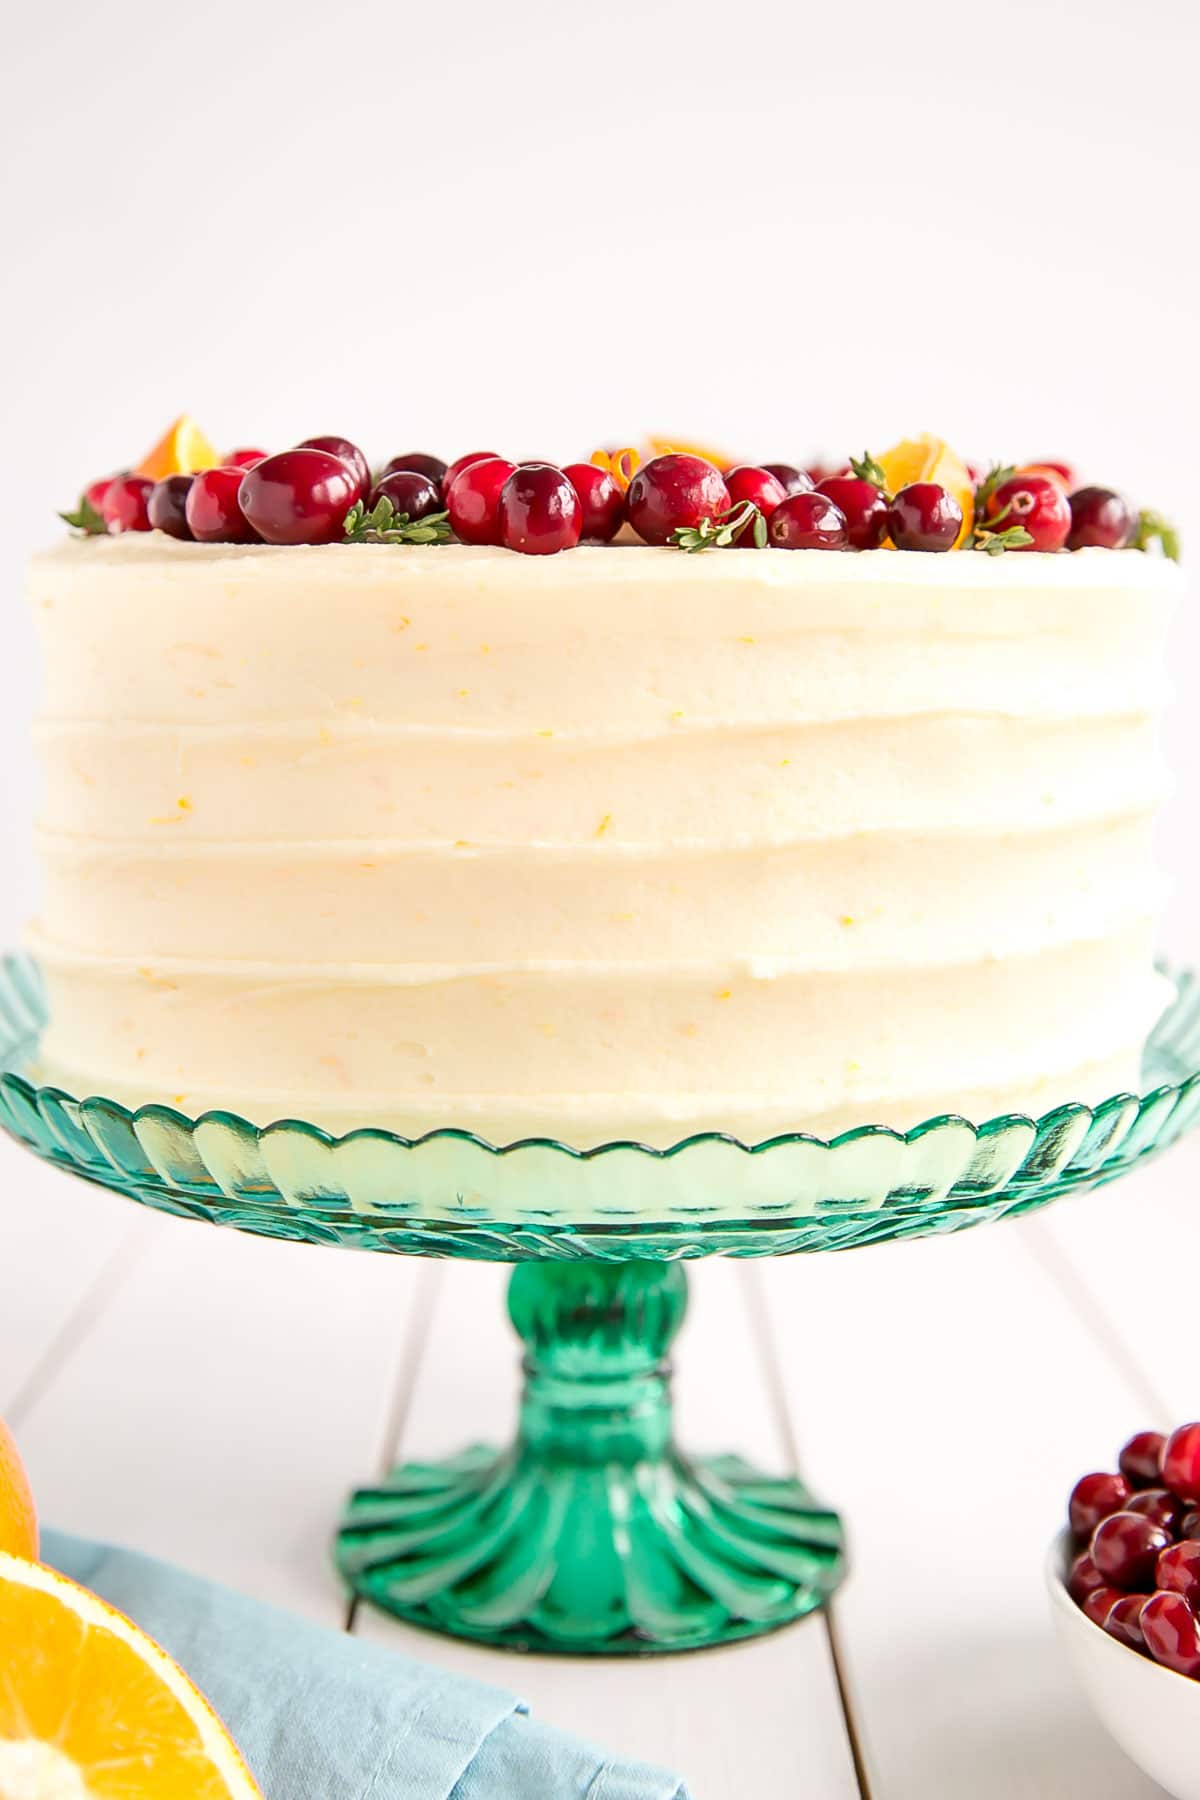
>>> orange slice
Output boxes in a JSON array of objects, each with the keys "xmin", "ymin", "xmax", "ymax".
[
  {"xmin": 0, "ymin": 1552, "xmax": 262, "ymax": 1798},
  {"xmin": 874, "ymin": 434, "xmax": 975, "ymax": 548},
  {"xmin": 0, "ymin": 1418, "xmax": 37, "ymax": 1561},
  {"xmin": 135, "ymin": 414, "xmax": 222, "ymax": 480}
]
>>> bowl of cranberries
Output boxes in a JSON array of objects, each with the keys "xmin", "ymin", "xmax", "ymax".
[{"xmin": 1050, "ymin": 1425, "xmax": 1200, "ymax": 1799}]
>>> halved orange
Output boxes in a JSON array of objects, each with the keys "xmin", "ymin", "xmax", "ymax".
[
  {"xmin": 0, "ymin": 1417, "xmax": 37, "ymax": 1561},
  {"xmin": 135, "ymin": 414, "xmax": 222, "ymax": 481},
  {"xmin": 874, "ymin": 434, "xmax": 975, "ymax": 548},
  {"xmin": 0, "ymin": 1552, "xmax": 262, "ymax": 1798}
]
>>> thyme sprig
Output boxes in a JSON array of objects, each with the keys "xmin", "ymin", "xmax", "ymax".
[
  {"xmin": 1133, "ymin": 509, "xmax": 1181, "ymax": 562},
  {"xmin": 967, "ymin": 464, "xmax": 1035, "ymax": 553},
  {"xmin": 343, "ymin": 496, "xmax": 452, "ymax": 545},
  {"xmin": 973, "ymin": 523, "xmax": 1036, "ymax": 555},
  {"xmin": 673, "ymin": 499, "xmax": 767, "ymax": 552},
  {"xmin": 848, "ymin": 451, "xmax": 888, "ymax": 493},
  {"xmin": 58, "ymin": 495, "xmax": 108, "ymax": 536}
]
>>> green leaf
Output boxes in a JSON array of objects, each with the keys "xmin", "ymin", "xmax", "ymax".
[
  {"xmin": 1133, "ymin": 509, "xmax": 1181, "ymax": 562},
  {"xmin": 973, "ymin": 463, "xmax": 1016, "ymax": 514},
  {"xmin": 58, "ymin": 495, "xmax": 107, "ymax": 536},
  {"xmin": 344, "ymin": 501, "xmax": 453, "ymax": 546},
  {"xmin": 971, "ymin": 524, "xmax": 1035, "ymax": 555},
  {"xmin": 848, "ymin": 451, "xmax": 888, "ymax": 493},
  {"xmin": 672, "ymin": 500, "xmax": 765, "ymax": 553}
]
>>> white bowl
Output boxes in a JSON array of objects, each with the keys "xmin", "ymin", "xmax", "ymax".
[{"xmin": 1048, "ymin": 1528, "xmax": 1200, "ymax": 1799}]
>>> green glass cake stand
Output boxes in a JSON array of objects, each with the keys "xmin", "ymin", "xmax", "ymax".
[{"xmin": 3, "ymin": 953, "xmax": 1199, "ymax": 1656}]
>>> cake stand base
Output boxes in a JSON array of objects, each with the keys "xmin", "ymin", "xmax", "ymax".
[{"xmin": 335, "ymin": 1262, "xmax": 845, "ymax": 1654}]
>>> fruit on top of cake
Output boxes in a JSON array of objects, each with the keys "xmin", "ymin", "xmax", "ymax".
[
  {"xmin": 381, "ymin": 451, "xmax": 449, "ymax": 489},
  {"xmin": 588, "ymin": 447, "xmax": 641, "ymax": 492},
  {"xmin": 101, "ymin": 474, "xmax": 155, "ymax": 533},
  {"xmin": 238, "ymin": 448, "xmax": 361, "ymax": 545},
  {"xmin": 224, "ymin": 446, "xmax": 268, "ymax": 469},
  {"xmin": 626, "ymin": 453, "xmax": 731, "ymax": 546},
  {"xmin": 0, "ymin": 1552, "xmax": 263, "ymax": 1798},
  {"xmin": 367, "ymin": 468, "xmax": 443, "ymax": 521},
  {"xmin": 134, "ymin": 413, "xmax": 221, "ymax": 481},
  {"xmin": 298, "ymin": 435, "xmax": 371, "ymax": 503},
  {"xmin": 887, "ymin": 482, "xmax": 963, "ymax": 552},
  {"xmin": 768, "ymin": 490, "xmax": 850, "ymax": 550},
  {"xmin": 874, "ymin": 434, "xmax": 975, "ymax": 548},
  {"xmin": 0, "ymin": 1417, "xmax": 37, "ymax": 1560},
  {"xmin": 186, "ymin": 467, "xmax": 260, "ymax": 543},
  {"xmin": 761, "ymin": 462, "xmax": 814, "ymax": 496},
  {"xmin": 444, "ymin": 449, "xmax": 501, "ymax": 492},
  {"xmin": 646, "ymin": 432, "xmax": 734, "ymax": 470},
  {"xmin": 1068, "ymin": 485, "xmax": 1137, "ymax": 550},
  {"xmin": 147, "ymin": 473, "xmax": 196, "ymax": 541},
  {"xmin": 980, "ymin": 471, "xmax": 1072, "ymax": 553},
  {"xmin": 1065, "ymin": 1425, "xmax": 1200, "ymax": 1675},
  {"xmin": 815, "ymin": 472, "xmax": 890, "ymax": 550},
  {"xmin": 445, "ymin": 456, "xmax": 518, "ymax": 545},
  {"xmin": 498, "ymin": 464, "xmax": 584, "ymax": 555},
  {"xmin": 723, "ymin": 466, "xmax": 789, "ymax": 543},
  {"xmin": 562, "ymin": 462, "xmax": 626, "ymax": 541}
]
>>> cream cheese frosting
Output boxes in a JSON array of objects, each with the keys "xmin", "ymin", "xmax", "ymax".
[{"xmin": 26, "ymin": 535, "xmax": 1179, "ymax": 1146}]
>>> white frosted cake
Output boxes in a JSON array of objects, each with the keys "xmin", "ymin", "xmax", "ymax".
[{"xmin": 26, "ymin": 532, "xmax": 1177, "ymax": 1146}]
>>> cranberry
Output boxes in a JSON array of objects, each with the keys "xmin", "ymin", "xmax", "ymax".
[
  {"xmin": 1030, "ymin": 459, "xmax": 1075, "ymax": 487},
  {"xmin": 1182, "ymin": 1511, "xmax": 1200, "ymax": 1540},
  {"xmin": 238, "ymin": 449, "xmax": 358, "ymax": 545},
  {"xmin": 298, "ymin": 436, "xmax": 370, "ymax": 502},
  {"xmin": 185, "ymin": 467, "xmax": 260, "ymax": 543},
  {"xmin": 445, "ymin": 456, "xmax": 517, "ymax": 546},
  {"xmin": 381, "ymin": 452, "xmax": 448, "ymax": 491},
  {"xmin": 1162, "ymin": 1424, "xmax": 1200, "ymax": 1501},
  {"xmin": 722, "ymin": 467, "xmax": 787, "ymax": 546},
  {"xmin": 224, "ymin": 447, "xmax": 268, "ymax": 469},
  {"xmin": 444, "ymin": 451, "xmax": 501, "ymax": 492},
  {"xmin": 1082, "ymin": 1584, "xmax": 1126, "ymax": 1626},
  {"xmin": 147, "ymin": 474, "xmax": 195, "ymax": 540},
  {"xmin": 761, "ymin": 462, "xmax": 813, "ymax": 496},
  {"xmin": 498, "ymin": 464, "xmax": 582, "ymax": 556},
  {"xmin": 887, "ymin": 483, "xmax": 962, "ymax": 552},
  {"xmin": 1141, "ymin": 1591, "xmax": 1200, "ymax": 1676},
  {"xmin": 1091, "ymin": 1511, "xmax": 1172, "ymax": 1591},
  {"xmin": 1069, "ymin": 1471, "xmax": 1134, "ymax": 1541},
  {"xmin": 1068, "ymin": 486, "xmax": 1136, "ymax": 550},
  {"xmin": 1157, "ymin": 1541, "xmax": 1200, "ymax": 1608},
  {"xmin": 626, "ymin": 454, "xmax": 730, "ymax": 547},
  {"xmin": 366, "ymin": 469, "xmax": 442, "ymax": 521},
  {"xmin": 816, "ymin": 476, "xmax": 889, "ymax": 550},
  {"xmin": 562, "ymin": 463, "xmax": 625, "ymax": 541},
  {"xmin": 102, "ymin": 474, "xmax": 155, "ymax": 533},
  {"xmin": 768, "ymin": 491, "xmax": 849, "ymax": 551},
  {"xmin": 982, "ymin": 473, "xmax": 1071, "ymax": 552},
  {"xmin": 1119, "ymin": 1431, "xmax": 1167, "ymax": 1487},
  {"xmin": 84, "ymin": 474, "xmax": 121, "ymax": 513},
  {"xmin": 1128, "ymin": 1488, "xmax": 1183, "ymax": 1534},
  {"xmin": 1067, "ymin": 1552, "xmax": 1109, "ymax": 1605},
  {"xmin": 1104, "ymin": 1593, "xmax": 1149, "ymax": 1653}
]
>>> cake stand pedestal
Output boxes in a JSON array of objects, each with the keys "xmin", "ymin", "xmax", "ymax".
[{"xmin": 3, "ymin": 952, "xmax": 1198, "ymax": 1656}]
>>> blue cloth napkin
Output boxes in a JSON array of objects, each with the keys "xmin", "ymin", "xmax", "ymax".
[{"xmin": 43, "ymin": 1530, "xmax": 691, "ymax": 1800}]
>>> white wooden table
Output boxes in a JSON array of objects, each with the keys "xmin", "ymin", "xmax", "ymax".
[{"xmin": 2, "ymin": 1127, "xmax": 1193, "ymax": 1798}]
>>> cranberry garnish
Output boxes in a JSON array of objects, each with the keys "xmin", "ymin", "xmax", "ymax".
[
  {"xmin": 1157, "ymin": 1541, "xmax": 1200, "ymax": 1608},
  {"xmin": 1067, "ymin": 1552, "xmax": 1109, "ymax": 1605},
  {"xmin": 562, "ymin": 463, "xmax": 625, "ymax": 542},
  {"xmin": 768, "ymin": 491, "xmax": 849, "ymax": 551},
  {"xmin": 887, "ymin": 483, "xmax": 962, "ymax": 552},
  {"xmin": 224, "ymin": 447, "xmax": 268, "ymax": 469},
  {"xmin": 816, "ymin": 475, "xmax": 889, "ymax": 550},
  {"xmin": 626, "ymin": 454, "xmax": 730, "ymax": 547},
  {"xmin": 982, "ymin": 473, "xmax": 1071, "ymax": 552},
  {"xmin": 84, "ymin": 474, "xmax": 120, "ymax": 513},
  {"xmin": 1091, "ymin": 1511, "xmax": 1172, "ymax": 1591},
  {"xmin": 761, "ymin": 462, "xmax": 813, "ymax": 497},
  {"xmin": 1104, "ymin": 1593, "xmax": 1149, "ymax": 1653},
  {"xmin": 445, "ymin": 456, "xmax": 518, "ymax": 546},
  {"xmin": 1119, "ymin": 1431, "xmax": 1167, "ymax": 1487},
  {"xmin": 1082, "ymin": 1584, "xmax": 1126, "ymax": 1627},
  {"xmin": 238, "ymin": 449, "xmax": 358, "ymax": 545},
  {"xmin": 444, "ymin": 451, "xmax": 501, "ymax": 493},
  {"xmin": 1067, "ymin": 486, "xmax": 1136, "ymax": 550},
  {"xmin": 147, "ymin": 474, "xmax": 195, "ymax": 541},
  {"xmin": 1069, "ymin": 1471, "xmax": 1134, "ymax": 1541},
  {"xmin": 722, "ymin": 467, "xmax": 787, "ymax": 545},
  {"xmin": 497, "ymin": 464, "xmax": 583, "ymax": 556},
  {"xmin": 381, "ymin": 452, "xmax": 448, "ymax": 491},
  {"xmin": 298, "ymin": 436, "xmax": 370, "ymax": 502},
  {"xmin": 367, "ymin": 469, "xmax": 443, "ymax": 521},
  {"xmin": 1030, "ymin": 459, "xmax": 1075, "ymax": 487},
  {"xmin": 101, "ymin": 474, "xmax": 155, "ymax": 533},
  {"xmin": 1162, "ymin": 1424, "xmax": 1200, "ymax": 1501},
  {"xmin": 185, "ymin": 467, "xmax": 260, "ymax": 543},
  {"xmin": 1128, "ymin": 1488, "xmax": 1183, "ymax": 1534},
  {"xmin": 1141, "ymin": 1591, "xmax": 1200, "ymax": 1676}
]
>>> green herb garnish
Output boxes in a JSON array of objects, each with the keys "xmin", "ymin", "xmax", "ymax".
[
  {"xmin": 848, "ymin": 451, "xmax": 888, "ymax": 494},
  {"xmin": 673, "ymin": 500, "xmax": 767, "ymax": 552},
  {"xmin": 58, "ymin": 495, "xmax": 108, "ymax": 536},
  {"xmin": 1132, "ymin": 509, "xmax": 1181, "ymax": 562},
  {"xmin": 343, "ymin": 496, "xmax": 452, "ymax": 545},
  {"xmin": 972, "ymin": 524, "xmax": 1036, "ymax": 555}
]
